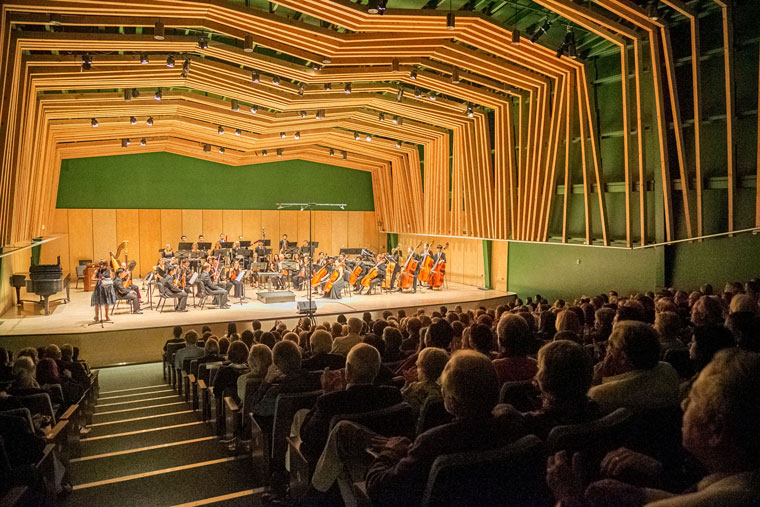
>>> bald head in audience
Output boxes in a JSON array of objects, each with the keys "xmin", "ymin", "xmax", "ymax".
[
  {"xmin": 345, "ymin": 343, "xmax": 382, "ymax": 385},
  {"xmin": 440, "ymin": 350, "xmax": 500, "ymax": 419}
]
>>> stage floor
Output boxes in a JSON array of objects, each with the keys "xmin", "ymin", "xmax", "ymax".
[{"xmin": 0, "ymin": 280, "xmax": 513, "ymax": 337}]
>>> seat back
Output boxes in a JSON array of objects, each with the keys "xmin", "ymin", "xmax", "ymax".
[
  {"xmin": 625, "ymin": 405, "xmax": 683, "ymax": 469},
  {"xmin": 547, "ymin": 407, "xmax": 634, "ymax": 479},
  {"xmin": 270, "ymin": 390, "xmax": 323, "ymax": 468},
  {"xmin": 663, "ymin": 348, "xmax": 693, "ymax": 379},
  {"xmin": 420, "ymin": 434, "xmax": 550, "ymax": 507},
  {"xmin": 498, "ymin": 379, "xmax": 541, "ymax": 412},
  {"xmin": 165, "ymin": 342, "xmax": 185, "ymax": 361},
  {"xmin": 416, "ymin": 397, "xmax": 452, "ymax": 435},
  {"xmin": 75, "ymin": 265, "xmax": 86, "ymax": 277},
  {"xmin": 329, "ymin": 402, "xmax": 415, "ymax": 439}
]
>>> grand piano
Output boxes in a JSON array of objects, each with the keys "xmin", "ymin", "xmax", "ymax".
[{"xmin": 10, "ymin": 257, "xmax": 71, "ymax": 315}]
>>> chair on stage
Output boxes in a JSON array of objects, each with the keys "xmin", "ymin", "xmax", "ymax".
[
  {"xmin": 75, "ymin": 265, "xmax": 86, "ymax": 289},
  {"xmin": 195, "ymin": 281, "xmax": 209, "ymax": 310},
  {"xmin": 154, "ymin": 283, "xmax": 170, "ymax": 313}
]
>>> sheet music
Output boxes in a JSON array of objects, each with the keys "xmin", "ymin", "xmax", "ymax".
[
  {"xmin": 189, "ymin": 272, "xmax": 198, "ymax": 285},
  {"xmin": 235, "ymin": 270, "xmax": 246, "ymax": 282}
]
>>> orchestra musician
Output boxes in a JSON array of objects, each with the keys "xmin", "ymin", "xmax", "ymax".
[
  {"xmin": 114, "ymin": 268, "xmax": 142, "ymax": 314},
  {"xmin": 201, "ymin": 263, "xmax": 230, "ymax": 309},
  {"xmin": 161, "ymin": 265, "xmax": 188, "ymax": 312},
  {"xmin": 292, "ymin": 254, "xmax": 307, "ymax": 290},
  {"xmin": 433, "ymin": 244, "xmax": 446, "ymax": 265},
  {"xmin": 214, "ymin": 233, "xmax": 227, "ymax": 250},
  {"xmin": 162, "ymin": 243, "xmax": 175, "ymax": 259},
  {"xmin": 279, "ymin": 233, "xmax": 289, "ymax": 254},
  {"xmin": 274, "ymin": 253, "xmax": 288, "ymax": 290},
  {"xmin": 119, "ymin": 261, "xmax": 142, "ymax": 301},
  {"xmin": 325, "ymin": 254, "xmax": 349, "ymax": 299},
  {"xmin": 179, "ymin": 259, "xmax": 193, "ymax": 294},
  {"xmin": 411, "ymin": 244, "xmax": 432, "ymax": 293},
  {"xmin": 229, "ymin": 260, "xmax": 244, "ymax": 298},
  {"xmin": 91, "ymin": 260, "xmax": 116, "ymax": 321},
  {"xmin": 356, "ymin": 253, "xmax": 386, "ymax": 295},
  {"xmin": 253, "ymin": 240, "xmax": 268, "ymax": 262}
]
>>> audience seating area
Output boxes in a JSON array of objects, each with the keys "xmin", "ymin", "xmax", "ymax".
[{"xmin": 3, "ymin": 278, "xmax": 760, "ymax": 506}]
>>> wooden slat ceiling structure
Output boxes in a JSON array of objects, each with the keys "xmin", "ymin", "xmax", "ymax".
[{"xmin": 0, "ymin": 0, "xmax": 745, "ymax": 248}]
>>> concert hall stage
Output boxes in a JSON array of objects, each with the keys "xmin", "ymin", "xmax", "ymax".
[{"xmin": 0, "ymin": 281, "xmax": 515, "ymax": 367}]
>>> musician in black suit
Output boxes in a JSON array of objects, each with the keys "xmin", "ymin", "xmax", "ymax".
[
  {"xmin": 161, "ymin": 266, "xmax": 188, "ymax": 312},
  {"xmin": 356, "ymin": 254, "xmax": 386, "ymax": 295},
  {"xmin": 433, "ymin": 244, "xmax": 446, "ymax": 264},
  {"xmin": 254, "ymin": 240, "xmax": 268, "ymax": 262},
  {"xmin": 200, "ymin": 263, "xmax": 230, "ymax": 309},
  {"xmin": 411, "ymin": 245, "xmax": 428, "ymax": 293},
  {"xmin": 114, "ymin": 268, "xmax": 142, "ymax": 314},
  {"xmin": 279, "ymin": 234, "xmax": 289, "ymax": 254}
]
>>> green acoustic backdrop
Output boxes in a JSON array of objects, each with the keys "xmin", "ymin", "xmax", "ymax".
[{"xmin": 56, "ymin": 153, "xmax": 374, "ymax": 211}]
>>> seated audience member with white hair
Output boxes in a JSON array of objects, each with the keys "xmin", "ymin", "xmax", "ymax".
[
  {"xmin": 497, "ymin": 340, "xmax": 600, "ymax": 441},
  {"xmin": 548, "ymin": 350, "xmax": 760, "ymax": 506},
  {"xmin": 589, "ymin": 320, "xmax": 679, "ymax": 413},
  {"xmin": 330, "ymin": 317, "xmax": 363, "ymax": 356},
  {"xmin": 361, "ymin": 350, "xmax": 524, "ymax": 507},
  {"xmin": 302, "ymin": 330, "xmax": 346, "ymax": 371},
  {"xmin": 401, "ymin": 347, "xmax": 449, "ymax": 417},
  {"xmin": 653, "ymin": 311, "xmax": 687, "ymax": 357},
  {"xmin": 298, "ymin": 343, "xmax": 402, "ymax": 465}
]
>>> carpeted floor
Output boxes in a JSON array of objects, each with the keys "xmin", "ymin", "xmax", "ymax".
[{"xmin": 61, "ymin": 362, "xmax": 261, "ymax": 506}]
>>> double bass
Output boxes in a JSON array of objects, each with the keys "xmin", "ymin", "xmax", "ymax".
[
  {"xmin": 397, "ymin": 242, "xmax": 422, "ymax": 290},
  {"xmin": 382, "ymin": 249, "xmax": 399, "ymax": 290},
  {"xmin": 428, "ymin": 243, "xmax": 448, "ymax": 289},
  {"xmin": 418, "ymin": 243, "xmax": 435, "ymax": 283}
]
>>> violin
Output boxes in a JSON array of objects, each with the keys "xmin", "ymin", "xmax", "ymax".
[{"xmin": 398, "ymin": 242, "xmax": 423, "ymax": 290}]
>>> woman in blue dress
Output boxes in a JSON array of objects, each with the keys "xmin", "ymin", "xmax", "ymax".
[{"xmin": 91, "ymin": 260, "xmax": 117, "ymax": 321}]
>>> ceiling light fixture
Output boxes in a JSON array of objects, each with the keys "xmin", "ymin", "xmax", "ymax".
[
  {"xmin": 392, "ymin": 58, "xmax": 399, "ymax": 72},
  {"xmin": 342, "ymin": 151, "xmax": 347, "ymax": 160},
  {"xmin": 231, "ymin": 99, "xmax": 240, "ymax": 112},
  {"xmin": 251, "ymin": 70, "xmax": 260, "ymax": 83},
  {"xmin": 379, "ymin": 112, "xmax": 385, "ymax": 122},
  {"xmin": 124, "ymin": 89, "xmax": 132, "ymax": 102},
  {"xmin": 262, "ymin": 149, "xmax": 268, "ymax": 157},
  {"xmin": 316, "ymin": 109, "xmax": 325, "ymax": 120},
  {"xmin": 451, "ymin": 67, "xmax": 460, "ymax": 84},
  {"xmin": 325, "ymin": 83, "xmax": 332, "ymax": 91},
  {"xmin": 251, "ymin": 104, "xmax": 258, "ymax": 114},
  {"xmin": 140, "ymin": 138, "xmax": 147, "ymax": 146},
  {"xmin": 330, "ymin": 148, "xmax": 335, "ymax": 156},
  {"xmin": 446, "ymin": 12, "xmax": 455, "ymax": 30},
  {"xmin": 219, "ymin": 147, "xmax": 225, "ymax": 154},
  {"xmin": 122, "ymin": 138, "xmax": 130, "ymax": 148},
  {"xmin": 154, "ymin": 87, "xmax": 162, "ymax": 100},
  {"xmin": 244, "ymin": 33, "xmax": 254, "ymax": 52},
  {"xmin": 344, "ymin": 83, "xmax": 352, "ymax": 94},
  {"xmin": 218, "ymin": 125, "xmax": 225, "ymax": 135},
  {"xmin": 298, "ymin": 83, "xmax": 305, "ymax": 96},
  {"xmin": 410, "ymin": 68, "xmax": 417, "ymax": 80},
  {"xmin": 181, "ymin": 58, "xmax": 190, "ymax": 77},
  {"xmin": 203, "ymin": 144, "xmax": 211, "ymax": 152},
  {"xmin": 512, "ymin": 29, "xmax": 521, "ymax": 45},
  {"xmin": 131, "ymin": 88, "xmax": 140, "ymax": 99},
  {"xmin": 235, "ymin": 128, "xmax": 242, "ymax": 136},
  {"xmin": 414, "ymin": 87, "xmax": 421, "ymax": 98},
  {"xmin": 272, "ymin": 75, "xmax": 280, "ymax": 85},
  {"xmin": 280, "ymin": 132, "xmax": 286, "ymax": 138},
  {"xmin": 166, "ymin": 54, "xmax": 175, "ymax": 68},
  {"xmin": 146, "ymin": 116, "xmax": 154, "ymax": 126},
  {"xmin": 321, "ymin": 56, "xmax": 332, "ymax": 64},
  {"xmin": 646, "ymin": 0, "xmax": 660, "ymax": 20},
  {"xmin": 140, "ymin": 53, "xmax": 149, "ymax": 64},
  {"xmin": 530, "ymin": 18, "xmax": 551, "ymax": 44},
  {"xmin": 198, "ymin": 36, "xmax": 208, "ymax": 49},
  {"xmin": 366, "ymin": 134, "xmax": 372, "ymax": 142},
  {"xmin": 277, "ymin": 148, "xmax": 283, "ymax": 157},
  {"xmin": 91, "ymin": 118, "xmax": 98, "ymax": 127},
  {"xmin": 466, "ymin": 103, "xmax": 474, "ymax": 117},
  {"xmin": 294, "ymin": 131, "xmax": 301, "ymax": 140},
  {"xmin": 130, "ymin": 116, "xmax": 137, "ymax": 125},
  {"xmin": 81, "ymin": 54, "xmax": 92, "ymax": 71},
  {"xmin": 300, "ymin": 110, "xmax": 307, "ymax": 118},
  {"xmin": 354, "ymin": 132, "xmax": 360, "ymax": 141},
  {"xmin": 396, "ymin": 140, "xmax": 402, "ymax": 148},
  {"xmin": 396, "ymin": 87, "xmax": 404, "ymax": 102}
]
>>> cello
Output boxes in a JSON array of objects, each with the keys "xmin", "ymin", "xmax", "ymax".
[
  {"xmin": 418, "ymin": 243, "xmax": 435, "ymax": 283},
  {"xmin": 323, "ymin": 260, "xmax": 345, "ymax": 293},
  {"xmin": 382, "ymin": 249, "xmax": 399, "ymax": 290},
  {"xmin": 428, "ymin": 243, "xmax": 448, "ymax": 289},
  {"xmin": 397, "ymin": 242, "xmax": 422, "ymax": 290}
]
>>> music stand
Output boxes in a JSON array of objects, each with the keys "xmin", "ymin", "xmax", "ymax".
[
  {"xmin": 257, "ymin": 239, "xmax": 271, "ymax": 246},
  {"xmin": 239, "ymin": 240, "xmax": 252, "ymax": 248},
  {"xmin": 178, "ymin": 242, "xmax": 193, "ymax": 251},
  {"xmin": 220, "ymin": 242, "xmax": 234, "ymax": 249},
  {"xmin": 197, "ymin": 242, "xmax": 212, "ymax": 251},
  {"xmin": 236, "ymin": 270, "xmax": 247, "ymax": 304}
]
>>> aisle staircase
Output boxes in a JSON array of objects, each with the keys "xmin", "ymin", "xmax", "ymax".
[{"xmin": 62, "ymin": 363, "xmax": 262, "ymax": 506}]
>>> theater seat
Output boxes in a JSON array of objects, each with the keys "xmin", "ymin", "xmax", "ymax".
[
  {"xmin": 420, "ymin": 434, "xmax": 551, "ymax": 507},
  {"xmin": 498, "ymin": 379, "xmax": 541, "ymax": 412},
  {"xmin": 416, "ymin": 397, "xmax": 452, "ymax": 435}
]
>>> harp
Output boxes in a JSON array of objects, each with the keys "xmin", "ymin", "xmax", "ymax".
[{"xmin": 109, "ymin": 240, "xmax": 129, "ymax": 271}]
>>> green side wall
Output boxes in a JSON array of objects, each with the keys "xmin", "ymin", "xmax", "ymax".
[{"xmin": 56, "ymin": 153, "xmax": 374, "ymax": 211}]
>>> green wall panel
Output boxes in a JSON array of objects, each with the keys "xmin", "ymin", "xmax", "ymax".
[
  {"xmin": 56, "ymin": 153, "xmax": 374, "ymax": 211},
  {"xmin": 507, "ymin": 242, "xmax": 663, "ymax": 301}
]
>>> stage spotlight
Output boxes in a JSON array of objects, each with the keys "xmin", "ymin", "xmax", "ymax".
[
  {"xmin": 299, "ymin": 83, "xmax": 305, "ymax": 96},
  {"xmin": 272, "ymin": 75, "xmax": 280, "ymax": 85},
  {"xmin": 198, "ymin": 36, "xmax": 208, "ymax": 49},
  {"xmin": 140, "ymin": 53, "xmax": 149, "ymax": 64},
  {"xmin": 262, "ymin": 149, "xmax": 268, "ymax": 156},
  {"xmin": 379, "ymin": 112, "xmax": 385, "ymax": 122},
  {"xmin": 354, "ymin": 132, "xmax": 360, "ymax": 141},
  {"xmin": 342, "ymin": 151, "xmax": 347, "ymax": 160},
  {"xmin": 218, "ymin": 125, "xmax": 225, "ymax": 135},
  {"xmin": 294, "ymin": 131, "xmax": 301, "ymax": 140},
  {"xmin": 146, "ymin": 116, "xmax": 154, "ymax": 126},
  {"xmin": 396, "ymin": 87, "xmax": 405, "ymax": 102},
  {"xmin": 344, "ymin": 83, "xmax": 352, "ymax": 94},
  {"xmin": 512, "ymin": 29, "xmax": 521, "ymax": 45},
  {"xmin": 251, "ymin": 70, "xmax": 260, "ymax": 83},
  {"xmin": 154, "ymin": 87, "xmax": 162, "ymax": 101},
  {"xmin": 124, "ymin": 89, "xmax": 132, "ymax": 102},
  {"xmin": 166, "ymin": 54, "xmax": 175, "ymax": 68},
  {"xmin": 122, "ymin": 138, "xmax": 130, "ymax": 148},
  {"xmin": 280, "ymin": 132, "xmax": 286, "ymax": 139},
  {"xmin": 231, "ymin": 99, "xmax": 240, "ymax": 112},
  {"xmin": 330, "ymin": 148, "xmax": 335, "ymax": 157},
  {"xmin": 154, "ymin": 21, "xmax": 165, "ymax": 40},
  {"xmin": 300, "ymin": 110, "xmax": 307, "ymax": 118},
  {"xmin": 181, "ymin": 58, "xmax": 190, "ymax": 77},
  {"xmin": 244, "ymin": 33, "xmax": 254, "ymax": 52},
  {"xmin": 392, "ymin": 58, "xmax": 400, "ymax": 72},
  {"xmin": 203, "ymin": 144, "xmax": 211, "ymax": 152},
  {"xmin": 451, "ymin": 67, "xmax": 460, "ymax": 84},
  {"xmin": 131, "ymin": 88, "xmax": 140, "ymax": 99},
  {"xmin": 366, "ymin": 134, "xmax": 372, "ymax": 142},
  {"xmin": 130, "ymin": 116, "xmax": 137, "ymax": 125},
  {"xmin": 428, "ymin": 91, "xmax": 437, "ymax": 101},
  {"xmin": 322, "ymin": 55, "xmax": 332, "ymax": 64},
  {"xmin": 466, "ymin": 103, "xmax": 474, "ymax": 117},
  {"xmin": 646, "ymin": 1, "xmax": 660, "ymax": 20},
  {"xmin": 530, "ymin": 19, "xmax": 551, "ymax": 44},
  {"xmin": 316, "ymin": 109, "xmax": 325, "ymax": 120},
  {"xmin": 395, "ymin": 140, "xmax": 402, "ymax": 148},
  {"xmin": 277, "ymin": 148, "xmax": 283, "ymax": 157},
  {"xmin": 251, "ymin": 104, "xmax": 258, "ymax": 114},
  {"xmin": 312, "ymin": 64, "xmax": 323, "ymax": 72},
  {"xmin": 218, "ymin": 147, "xmax": 225, "ymax": 154},
  {"xmin": 81, "ymin": 54, "xmax": 92, "ymax": 71},
  {"xmin": 392, "ymin": 115, "xmax": 400, "ymax": 124},
  {"xmin": 235, "ymin": 128, "xmax": 242, "ymax": 136},
  {"xmin": 49, "ymin": 14, "xmax": 62, "ymax": 27},
  {"xmin": 410, "ymin": 68, "xmax": 417, "ymax": 80},
  {"xmin": 91, "ymin": 118, "xmax": 98, "ymax": 127},
  {"xmin": 325, "ymin": 83, "xmax": 332, "ymax": 91},
  {"xmin": 140, "ymin": 138, "xmax": 147, "ymax": 146},
  {"xmin": 446, "ymin": 12, "xmax": 455, "ymax": 30},
  {"xmin": 414, "ymin": 87, "xmax": 421, "ymax": 98}
]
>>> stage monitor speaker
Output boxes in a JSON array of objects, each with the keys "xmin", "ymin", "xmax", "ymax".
[
  {"xmin": 297, "ymin": 301, "xmax": 317, "ymax": 314},
  {"xmin": 256, "ymin": 290, "xmax": 296, "ymax": 304}
]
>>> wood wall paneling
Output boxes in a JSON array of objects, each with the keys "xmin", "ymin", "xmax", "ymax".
[
  {"xmin": 279, "ymin": 210, "xmax": 298, "ymax": 245},
  {"xmin": 241, "ymin": 210, "xmax": 262, "ymax": 242},
  {"xmin": 138, "ymin": 209, "xmax": 161, "ymax": 277},
  {"xmin": 160, "ymin": 210, "xmax": 183, "ymax": 250},
  {"xmin": 222, "ymin": 210, "xmax": 243, "ymax": 240},
  {"xmin": 313, "ymin": 211, "xmax": 332, "ymax": 255},
  {"xmin": 182, "ymin": 210, "xmax": 204, "ymax": 241},
  {"xmin": 116, "ymin": 209, "xmax": 140, "ymax": 276},
  {"xmin": 491, "ymin": 241, "xmax": 509, "ymax": 292},
  {"xmin": 297, "ymin": 210, "xmax": 312, "ymax": 246},
  {"xmin": 202, "ymin": 210, "xmax": 224, "ymax": 241},
  {"xmin": 363, "ymin": 212, "xmax": 381, "ymax": 253},
  {"xmin": 260, "ymin": 210, "xmax": 280, "ymax": 247},
  {"xmin": 347, "ymin": 211, "xmax": 364, "ymax": 248},
  {"xmin": 92, "ymin": 209, "xmax": 117, "ymax": 264},
  {"xmin": 67, "ymin": 209, "xmax": 93, "ymax": 277},
  {"xmin": 331, "ymin": 212, "xmax": 349, "ymax": 253},
  {"xmin": 41, "ymin": 209, "xmax": 69, "ymax": 270}
]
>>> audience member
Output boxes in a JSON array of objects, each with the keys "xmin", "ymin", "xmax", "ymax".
[
  {"xmin": 492, "ymin": 314, "xmax": 538, "ymax": 385},
  {"xmin": 302, "ymin": 330, "xmax": 346, "ymax": 371},
  {"xmin": 331, "ymin": 318, "xmax": 363, "ymax": 355},
  {"xmin": 401, "ymin": 347, "xmax": 449, "ymax": 417}
]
